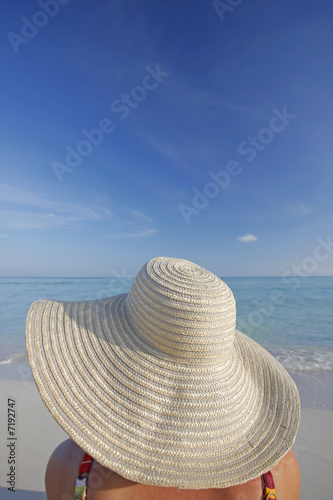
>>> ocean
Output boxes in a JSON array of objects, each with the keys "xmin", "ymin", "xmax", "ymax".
[{"xmin": 1, "ymin": 276, "xmax": 332, "ymax": 376}]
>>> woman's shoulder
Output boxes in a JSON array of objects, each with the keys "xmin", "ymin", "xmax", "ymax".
[
  {"xmin": 45, "ymin": 440, "xmax": 300, "ymax": 500},
  {"xmin": 45, "ymin": 439, "xmax": 85, "ymax": 500},
  {"xmin": 45, "ymin": 439, "xmax": 123, "ymax": 499},
  {"xmin": 269, "ymin": 448, "xmax": 300, "ymax": 499}
]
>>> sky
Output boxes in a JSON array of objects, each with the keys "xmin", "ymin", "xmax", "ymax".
[{"xmin": 0, "ymin": 0, "xmax": 333, "ymax": 277}]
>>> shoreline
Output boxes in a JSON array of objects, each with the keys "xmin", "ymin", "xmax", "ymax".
[{"xmin": 0, "ymin": 364, "xmax": 332, "ymax": 499}]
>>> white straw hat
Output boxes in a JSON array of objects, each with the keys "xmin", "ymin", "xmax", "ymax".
[{"xmin": 26, "ymin": 256, "xmax": 300, "ymax": 489}]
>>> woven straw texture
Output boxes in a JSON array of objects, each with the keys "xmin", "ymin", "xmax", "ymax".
[{"xmin": 25, "ymin": 257, "xmax": 300, "ymax": 489}]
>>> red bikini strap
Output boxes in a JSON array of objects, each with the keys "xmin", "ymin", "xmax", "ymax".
[
  {"xmin": 78, "ymin": 453, "xmax": 93, "ymax": 475},
  {"xmin": 262, "ymin": 471, "xmax": 277, "ymax": 499}
]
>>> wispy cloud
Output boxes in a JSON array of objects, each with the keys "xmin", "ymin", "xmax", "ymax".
[
  {"xmin": 0, "ymin": 209, "xmax": 92, "ymax": 230},
  {"xmin": 162, "ymin": 78, "xmax": 261, "ymax": 118},
  {"xmin": 108, "ymin": 209, "xmax": 157, "ymax": 238},
  {"xmin": 135, "ymin": 78, "xmax": 262, "ymax": 177},
  {"xmin": 0, "ymin": 183, "xmax": 110, "ymax": 221},
  {"xmin": 288, "ymin": 203, "xmax": 314, "ymax": 216},
  {"xmin": 0, "ymin": 187, "xmax": 112, "ymax": 230},
  {"xmin": 109, "ymin": 228, "xmax": 158, "ymax": 239},
  {"xmin": 180, "ymin": 87, "xmax": 261, "ymax": 118},
  {"xmin": 237, "ymin": 234, "xmax": 257, "ymax": 242},
  {"xmin": 136, "ymin": 130, "xmax": 194, "ymax": 174},
  {"xmin": 0, "ymin": 184, "xmax": 158, "ymax": 238}
]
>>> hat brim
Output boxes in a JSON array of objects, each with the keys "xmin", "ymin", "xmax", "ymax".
[{"xmin": 26, "ymin": 295, "xmax": 300, "ymax": 489}]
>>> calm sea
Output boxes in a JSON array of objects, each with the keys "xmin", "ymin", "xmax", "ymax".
[{"xmin": 0, "ymin": 277, "xmax": 332, "ymax": 375}]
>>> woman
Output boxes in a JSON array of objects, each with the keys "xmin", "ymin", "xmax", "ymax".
[
  {"xmin": 26, "ymin": 257, "xmax": 301, "ymax": 499},
  {"xmin": 44, "ymin": 441, "xmax": 300, "ymax": 499}
]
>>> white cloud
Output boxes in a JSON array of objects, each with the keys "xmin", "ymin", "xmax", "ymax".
[{"xmin": 237, "ymin": 234, "xmax": 257, "ymax": 243}]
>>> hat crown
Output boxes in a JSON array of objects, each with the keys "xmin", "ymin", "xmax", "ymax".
[{"xmin": 125, "ymin": 257, "xmax": 236, "ymax": 359}]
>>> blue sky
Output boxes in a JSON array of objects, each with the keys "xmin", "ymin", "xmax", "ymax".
[{"xmin": 0, "ymin": 0, "xmax": 332, "ymax": 277}]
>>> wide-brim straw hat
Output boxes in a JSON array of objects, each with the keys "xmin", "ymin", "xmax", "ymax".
[{"xmin": 26, "ymin": 256, "xmax": 300, "ymax": 489}]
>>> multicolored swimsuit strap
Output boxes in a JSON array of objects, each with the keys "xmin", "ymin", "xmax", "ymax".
[
  {"xmin": 262, "ymin": 471, "xmax": 277, "ymax": 499},
  {"xmin": 74, "ymin": 452, "xmax": 93, "ymax": 500},
  {"xmin": 73, "ymin": 454, "xmax": 276, "ymax": 500}
]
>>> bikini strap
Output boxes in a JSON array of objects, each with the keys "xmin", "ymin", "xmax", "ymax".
[
  {"xmin": 262, "ymin": 471, "xmax": 277, "ymax": 499},
  {"xmin": 79, "ymin": 453, "xmax": 94, "ymax": 475},
  {"xmin": 74, "ymin": 453, "xmax": 94, "ymax": 500}
]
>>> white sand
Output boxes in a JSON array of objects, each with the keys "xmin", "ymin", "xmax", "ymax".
[
  {"xmin": 294, "ymin": 408, "xmax": 333, "ymax": 499},
  {"xmin": 0, "ymin": 372, "xmax": 67, "ymax": 500},
  {"xmin": 0, "ymin": 365, "xmax": 332, "ymax": 499}
]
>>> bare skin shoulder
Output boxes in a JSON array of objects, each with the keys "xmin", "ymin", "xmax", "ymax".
[{"xmin": 45, "ymin": 440, "xmax": 300, "ymax": 500}]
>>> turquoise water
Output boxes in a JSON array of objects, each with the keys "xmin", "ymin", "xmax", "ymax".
[{"xmin": 0, "ymin": 276, "xmax": 332, "ymax": 374}]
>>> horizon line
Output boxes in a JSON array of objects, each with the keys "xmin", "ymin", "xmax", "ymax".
[{"xmin": 1, "ymin": 275, "xmax": 332, "ymax": 279}]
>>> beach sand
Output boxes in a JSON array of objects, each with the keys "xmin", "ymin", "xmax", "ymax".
[{"xmin": 0, "ymin": 364, "xmax": 332, "ymax": 499}]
